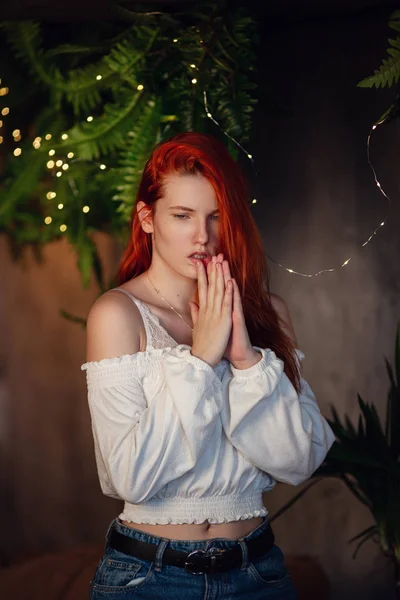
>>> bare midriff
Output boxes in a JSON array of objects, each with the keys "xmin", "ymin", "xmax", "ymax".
[{"xmin": 120, "ymin": 517, "xmax": 264, "ymax": 541}]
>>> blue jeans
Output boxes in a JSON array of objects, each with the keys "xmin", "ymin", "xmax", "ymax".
[{"xmin": 89, "ymin": 517, "xmax": 297, "ymax": 599}]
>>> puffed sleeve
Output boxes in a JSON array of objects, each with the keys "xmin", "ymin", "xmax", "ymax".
[
  {"xmin": 220, "ymin": 347, "xmax": 335, "ymax": 485},
  {"xmin": 81, "ymin": 346, "xmax": 223, "ymax": 503}
]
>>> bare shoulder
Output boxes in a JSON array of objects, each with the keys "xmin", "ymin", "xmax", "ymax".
[
  {"xmin": 269, "ymin": 293, "xmax": 298, "ymax": 346},
  {"xmin": 85, "ymin": 289, "xmax": 143, "ymax": 362}
]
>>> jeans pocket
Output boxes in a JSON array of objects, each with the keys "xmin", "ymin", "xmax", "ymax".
[
  {"xmin": 247, "ymin": 545, "xmax": 291, "ymax": 588},
  {"xmin": 93, "ymin": 550, "xmax": 154, "ymax": 593}
]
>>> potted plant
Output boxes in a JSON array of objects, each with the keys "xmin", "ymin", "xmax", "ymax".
[{"xmin": 270, "ymin": 324, "xmax": 400, "ymax": 597}]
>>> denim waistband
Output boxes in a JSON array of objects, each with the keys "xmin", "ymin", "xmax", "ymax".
[{"xmin": 106, "ymin": 516, "xmax": 270, "ymax": 554}]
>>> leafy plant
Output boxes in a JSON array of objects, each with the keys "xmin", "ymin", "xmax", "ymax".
[
  {"xmin": 0, "ymin": 1, "xmax": 260, "ymax": 297},
  {"xmin": 271, "ymin": 324, "xmax": 400, "ymax": 596},
  {"xmin": 357, "ymin": 9, "xmax": 400, "ymax": 124}
]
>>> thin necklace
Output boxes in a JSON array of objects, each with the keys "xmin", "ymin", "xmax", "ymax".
[{"xmin": 146, "ymin": 274, "xmax": 194, "ymax": 332}]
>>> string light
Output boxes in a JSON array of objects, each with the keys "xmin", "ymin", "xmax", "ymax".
[
  {"xmin": 46, "ymin": 191, "xmax": 56, "ymax": 199},
  {"xmin": 67, "ymin": 152, "xmax": 74, "ymax": 158},
  {"xmin": 137, "ymin": 84, "xmax": 144, "ymax": 91},
  {"xmin": 191, "ymin": 78, "xmax": 197, "ymax": 84},
  {"xmin": 60, "ymin": 224, "xmax": 67, "ymax": 232},
  {"xmin": 62, "ymin": 164, "xmax": 69, "ymax": 170},
  {"xmin": 82, "ymin": 205, "xmax": 90, "ymax": 213},
  {"xmin": 13, "ymin": 148, "xmax": 22, "ymax": 156},
  {"xmin": 56, "ymin": 171, "xmax": 62, "ymax": 177},
  {"xmin": 100, "ymin": 164, "xmax": 106, "ymax": 170},
  {"xmin": 56, "ymin": 159, "xmax": 63, "ymax": 167},
  {"xmin": 87, "ymin": 116, "xmax": 93, "ymax": 122},
  {"xmin": 44, "ymin": 216, "xmax": 52, "ymax": 224},
  {"xmin": 202, "ymin": 90, "xmax": 391, "ymax": 277},
  {"xmin": 1, "ymin": 107, "xmax": 9, "ymax": 116},
  {"xmin": 58, "ymin": 203, "xmax": 64, "ymax": 209},
  {"xmin": 45, "ymin": 134, "xmax": 52, "ymax": 140},
  {"xmin": 0, "ymin": 137, "xmax": 3, "ymax": 144},
  {"xmin": 96, "ymin": 75, "xmax": 102, "ymax": 81},
  {"xmin": 0, "ymin": 87, "xmax": 9, "ymax": 96},
  {"xmin": 61, "ymin": 133, "xmax": 68, "ymax": 140},
  {"xmin": 48, "ymin": 149, "xmax": 55, "ymax": 156},
  {"xmin": 47, "ymin": 160, "xmax": 55, "ymax": 168}
]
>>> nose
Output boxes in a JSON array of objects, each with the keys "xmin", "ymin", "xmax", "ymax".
[{"xmin": 194, "ymin": 218, "xmax": 211, "ymax": 245}]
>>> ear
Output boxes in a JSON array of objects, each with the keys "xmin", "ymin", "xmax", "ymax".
[{"xmin": 136, "ymin": 201, "xmax": 154, "ymax": 234}]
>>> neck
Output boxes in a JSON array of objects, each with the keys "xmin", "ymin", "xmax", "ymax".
[{"xmin": 145, "ymin": 265, "xmax": 199, "ymax": 314}]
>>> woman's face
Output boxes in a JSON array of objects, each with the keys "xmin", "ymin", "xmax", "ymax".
[{"xmin": 146, "ymin": 173, "xmax": 220, "ymax": 276}]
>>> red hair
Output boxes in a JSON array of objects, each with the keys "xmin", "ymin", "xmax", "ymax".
[{"xmin": 118, "ymin": 132, "xmax": 301, "ymax": 392}]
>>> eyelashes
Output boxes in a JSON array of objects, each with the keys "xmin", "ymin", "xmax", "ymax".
[{"xmin": 173, "ymin": 214, "xmax": 219, "ymax": 220}]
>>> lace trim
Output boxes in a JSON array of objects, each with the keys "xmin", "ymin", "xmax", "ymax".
[{"xmin": 119, "ymin": 508, "xmax": 268, "ymax": 525}]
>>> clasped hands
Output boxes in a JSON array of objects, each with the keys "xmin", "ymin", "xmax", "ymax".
[{"xmin": 197, "ymin": 254, "xmax": 261, "ymax": 369}]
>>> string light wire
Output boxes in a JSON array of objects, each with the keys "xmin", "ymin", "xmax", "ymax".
[{"xmin": 203, "ymin": 90, "xmax": 392, "ymax": 277}]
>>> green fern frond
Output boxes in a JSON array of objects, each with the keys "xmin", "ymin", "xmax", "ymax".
[
  {"xmin": 50, "ymin": 89, "xmax": 147, "ymax": 159},
  {"xmin": 358, "ymin": 11, "xmax": 400, "ymax": 88},
  {"xmin": 112, "ymin": 96, "xmax": 162, "ymax": 221}
]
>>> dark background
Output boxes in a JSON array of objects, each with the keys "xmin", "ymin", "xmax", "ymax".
[{"xmin": 0, "ymin": 1, "xmax": 399, "ymax": 599}]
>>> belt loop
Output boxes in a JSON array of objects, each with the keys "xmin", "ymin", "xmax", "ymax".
[
  {"xmin": 154, "ymin": 539, "xmax": 169, "ymax": 572},
  {"xmin": 237, "ymin": 539, "xmax": 248, "ymax": 570}
]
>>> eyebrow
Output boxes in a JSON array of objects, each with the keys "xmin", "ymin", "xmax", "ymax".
[{"xmin": 169, "ymin": 205, "xmax": 219, "ymax": 213}]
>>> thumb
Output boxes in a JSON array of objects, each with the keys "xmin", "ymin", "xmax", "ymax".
[{"xmin": 188, "ymin": 301, "xmax": 199, "ymax": 326}]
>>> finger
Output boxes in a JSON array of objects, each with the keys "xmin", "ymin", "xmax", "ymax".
[
  {"xmin": 196, "ymin": 261, "xmax": 207, "ymax": 309},
  {"xmin": 214, "ymin": 260, "xmax": 225, "ymax": 313},
  {"xmin": 207, "ymin": 257, "xmax": 217, "ymax": 310}
]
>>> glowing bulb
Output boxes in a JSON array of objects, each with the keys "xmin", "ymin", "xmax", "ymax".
[
  {"xmin": 33, "ymin": 141, "xmax": 41, "ymax": 149},
  {"xmin": 96, "ymin": 75, "xmax": 102, "ymax": 80},
  {"xmin": 191, "ymin": 78, "xmax": 197, "ymax": 84},
  {"xmin": 252, "ymin": 198, "xmax": 257, "ymax": 204},
  {"xmin": 0, "ymin": 87, "xmax": 9, "ymax": 96},
  {"xmin": 247, "ymin": 153, "xmax": 252, "ymax": 159},
  {"xmin": 206, "ymin": 112, "xmax": 212, "ymax": 118},
  {"xmin": 14, "ymin": 134, "xmax": 21, "ymax": 142},
  {"xmin": 372, "ymin": 125, "xmax": 377, "ymax": 130},
  {"xmin": 82, "ymin": 206, "xmax": 90, "ymax": 213},
  {"xmin": 47, "ymin": 160, "xmax": 55, "ymax": 169},
  {"xmin": 60, "ymin": 224, "xmax": 67, "ymax": 232},
  {"xmin": 100, "ymin": 164, "xmax": 106, "ymax": 170},
  {"xmin": 67, "ymin": 152, "xmax": 74, "ymax": 158},
  {"xmin": 381, "ymin": 221, "xmax": 385, "ymax": 226},
  {"xmin": 58, "ymin": 203, "xmax": 64, "ymax": 209},
  {"xmin": 190, "ymin": 64, "xmax": 196, "ymax": 68},
  {"xmin": 44, "ymin": 216, "xmax": 52, "ymax": 225},
  {"xmin": 1, "ymin": 107, "xmax": 10, "ymax": 116},
  {"xmin": 56, "ymin": 160, "xmax": 63, "ymax": 167},
  {"xmin": 34, "ymin": 136, "xmax": 41, "ymax": 142},
  {"xmin": 173, "ymin": 38, "xmax": 178, "ymax": 43},
  {"xmin": 0, "ymin": 136, "xmax": 3, "ymax": 144},
  {"xmin": 342, "ymin": 258, "xmax": 351, "ymax": 267},
  {"xmin": 87, "ymin": 116, "xmax": 93, "ymax": 122},
  {"xmin": 0, "ymin": 120, "xmax": 2, "ymax": 127},
  {"xmin": 48, "ymin": 149, "xmax": 55, "ymax": 156},
  {"xmin": 56, "ymin": 171, "xmax": 62, "ymax": 177},
  {"xmin": 61, "ymin": 133, "xmax": 68, "ymax": 140},
  {"xmin": 45, "ymin": 133, "xmax": 52, "ymax": 140},
  {"xmin": 12, "ymin": 129, "xmax": 20, "ymax": 137},
  {"xmin": 137, "ymin": 84, "xmax": 144, "ymax": 91},
  {"xmin": 46, "ymin": 191, "xmax": 55, "ymax": 199},
  {"xmin": 62, "ymin": 164, "xmax": 69, "ymax": 170},
  {"xmin": 13, "ymin": 148, "xmax": 22, "ymax": 156}
]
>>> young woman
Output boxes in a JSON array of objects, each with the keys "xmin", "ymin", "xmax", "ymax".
[{"xmin": 82, "ymin": 132, "xmax": 335, "ymax": 599}]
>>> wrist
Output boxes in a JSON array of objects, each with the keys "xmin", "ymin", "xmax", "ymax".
[{"xmin": 231, "ymin": 350, "xmax": 262, "ymax": 370}]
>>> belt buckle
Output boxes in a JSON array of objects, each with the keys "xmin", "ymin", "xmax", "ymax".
[{"xmin": 184, "ymin": 547, "xmax": 225, "ymax": 576}]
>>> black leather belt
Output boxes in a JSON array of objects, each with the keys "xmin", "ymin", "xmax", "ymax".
[{"xmin": 108, "ymin": 523, "xmax": 275, "ymax": 575}]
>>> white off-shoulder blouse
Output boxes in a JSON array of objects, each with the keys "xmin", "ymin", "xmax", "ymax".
[{"xmin": 81, "ymin": 288, "xmax": 335, "ymax": 525}]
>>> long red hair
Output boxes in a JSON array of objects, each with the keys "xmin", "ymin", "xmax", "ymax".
[{"xmin": 118, "ymin": 132, "xmax": 301, "ymax": 392}]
